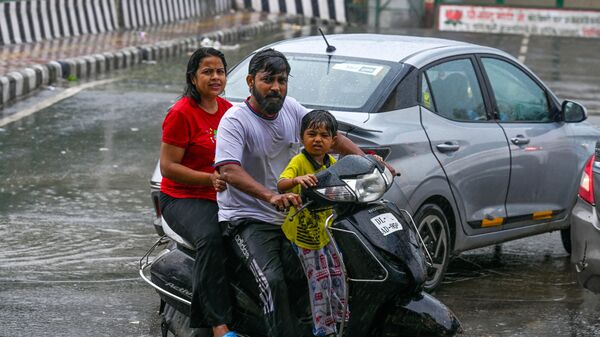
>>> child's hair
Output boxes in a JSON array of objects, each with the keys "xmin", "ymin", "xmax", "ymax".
[{"xmin": 300, "ymin": 110, "xmax": 338, "ymax": 138}]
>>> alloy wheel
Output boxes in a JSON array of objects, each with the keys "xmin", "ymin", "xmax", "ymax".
[{"xmin": 416, "ymin": 204, "xmax": 450, "ymax": 292}]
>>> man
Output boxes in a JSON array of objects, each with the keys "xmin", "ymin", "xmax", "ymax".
[{"xmin": 214, "ymin": 48, "xmax": 364, "ymax": 337}]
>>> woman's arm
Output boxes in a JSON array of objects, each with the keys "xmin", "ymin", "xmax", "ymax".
[{"xmin": 159, "ymin": 142, "xmax": 215, "ymax": 186}]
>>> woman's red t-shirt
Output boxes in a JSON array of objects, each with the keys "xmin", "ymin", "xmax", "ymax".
[{"xmin": 160, "ymin": 95, "xmax": 232, "ymax": 200}]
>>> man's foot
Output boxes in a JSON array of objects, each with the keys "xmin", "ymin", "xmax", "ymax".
[
  {"xmin": 213, "ymin": 324, "xmax": 237, "ymax": 337},
  {"xmin": 221, "ymin": 332, "xmax": 238, "ymax": 337}
]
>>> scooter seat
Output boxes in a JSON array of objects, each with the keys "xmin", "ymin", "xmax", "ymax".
[{"xmin": 161, "ymin": 217, "xmax": 195, "ymax": 251}]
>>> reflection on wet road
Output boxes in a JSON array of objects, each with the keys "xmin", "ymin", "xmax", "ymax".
[
  {"xmin": 0, "ymin": 25, "xmax": 599, "ymax": 336},
  {"xmin": 438, "ymin": 235, "xmax": 600, "ymax": 336}
]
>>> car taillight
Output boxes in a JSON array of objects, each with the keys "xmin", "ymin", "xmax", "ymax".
[
  {"xmin": 361, "ymin": 147, "xmax": 391, "ymax": 160},
  {"xmin": 579, "ymin": 154, "xmax": 595, "ymax": 205}
]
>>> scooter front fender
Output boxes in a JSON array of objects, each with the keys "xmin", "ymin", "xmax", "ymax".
[{"xmin": 383, "ymin": 292, "xmax": 462, "ymax": 336}]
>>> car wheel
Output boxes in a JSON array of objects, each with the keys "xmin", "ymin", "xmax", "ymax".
[
  {"xmin": 560, "ymin": 228, "xmax": 571, "ymax": 254},
  {"xmin": 415, "ymin": 203, "xmax": 451, "ymax": 292}
]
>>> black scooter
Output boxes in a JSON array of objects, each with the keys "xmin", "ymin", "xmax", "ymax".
[{"xmin": 140, "ymin": 155, "xmax": 462, "ymax": 337}]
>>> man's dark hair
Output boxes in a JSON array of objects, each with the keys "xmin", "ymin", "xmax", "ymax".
[
  {"xmin": 301, "ymin": 110, "xmax": 338, "ymax": 138},
  {"xmin": 248, "ymin": 48, "xmax": 290, "ymax": 77},
  {"xmin": 183, "ymin": 47, "xmax": 227, "ymax": 104}
]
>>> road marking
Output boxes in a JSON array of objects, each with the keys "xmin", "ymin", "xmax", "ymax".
[
  {"xmin": 518, "ymin": 34, "xmax": 530, "ymax": 63},
  {"xmin": 0, "ymin": 277, "xmax": 141, "ymax": 284},
  {"xmin": 0, "ymin": 78, "xmax": 117, "ymax": 128}
]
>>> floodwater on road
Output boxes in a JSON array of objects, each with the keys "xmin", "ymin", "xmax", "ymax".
[
  {"xmin": 1, "ymin": 24, "xmax": 599, "ymax": 337},
  {"xmin": 438, "ymin": 235, "xmax": 600, "ymax": 336}
]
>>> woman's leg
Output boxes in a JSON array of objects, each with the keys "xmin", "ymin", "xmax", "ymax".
[{"xmin": 160, "ymin": 193, "xmax": 233, "ymax": 330}]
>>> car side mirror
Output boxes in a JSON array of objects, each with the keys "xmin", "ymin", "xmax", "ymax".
[{"xmin": 562, "ymin": 100, "xmax": 587, "ymax": 123}]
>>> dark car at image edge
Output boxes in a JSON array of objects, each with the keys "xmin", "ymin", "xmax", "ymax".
[{"xmin": 571, "ymin": 140, "xmax": 600, "ymax": 294}]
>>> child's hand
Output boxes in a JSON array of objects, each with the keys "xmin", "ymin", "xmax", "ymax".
[{"xmin": 293, "ymin": 174, "xmax": 318, "ymax": 188}]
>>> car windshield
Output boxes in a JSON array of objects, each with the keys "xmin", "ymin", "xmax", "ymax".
[{"xmin": 225, "ymin": 53, "xmax": 393, "ymax": 111}]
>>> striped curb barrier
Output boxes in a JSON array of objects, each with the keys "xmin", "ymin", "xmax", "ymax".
[
  {"xmin": 0, "ymin": 76, "xmax": 9, "ymax": 105},
  {"xmin": 47, "ymin": 61, "xmax": 63, "ymax": 82},
  {"xmin": 5, "ymin": 71, "xmax": 24, "ymax": 100},
  {"xmin": 21, "ymin": 68, "xmax": 36, "ymax": 93},
  {"xmin": 31, "ymin": 65, "xmax": 50, "ymax": 87},
  {"xmin": 0, "ymin": 0, "xmax": 338, "ymax": 49},
  {"xmin": 0, "ymin": 0, "xmax": 120, "ymax": 46},
  {"xmin": 0, "ymin": 0, "xmax": 235, "ymax": 47}
]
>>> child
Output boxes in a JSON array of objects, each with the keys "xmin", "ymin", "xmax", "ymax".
[{"xmin": 277, "ymin": 110, "xmax": 349, "ymax": 337}]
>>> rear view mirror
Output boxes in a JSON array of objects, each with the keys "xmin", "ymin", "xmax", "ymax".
[{"xmin": 562, "ymin": 100, "xmax": 587, "ymax": 123}]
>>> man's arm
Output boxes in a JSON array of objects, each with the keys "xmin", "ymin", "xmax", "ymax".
[
  {"xmin": 332, "ymin": 133, "xmax": 365, "ymax": 155},
  {"xmin": 219, "ymin": 164, "xmax": 301, "ymax": 210},
  {"xmin": 333, "ymin": 133, "xmax": 397, "ymax": 175}
]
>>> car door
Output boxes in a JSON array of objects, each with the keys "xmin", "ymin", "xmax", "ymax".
[
  {"xmin": 478, "ymin": 56, "xmax": 579, "ymax": 228},
  {"xmin": 420, "ymin": 56, "xmax": 511, "ymax": 234}
]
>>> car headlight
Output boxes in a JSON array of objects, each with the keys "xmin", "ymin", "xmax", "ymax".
[{"xmin": 343, "ymin": 168, "xmax": 387, "ymax": 202}]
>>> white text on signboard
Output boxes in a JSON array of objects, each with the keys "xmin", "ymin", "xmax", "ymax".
[{"xmin": 439, "ymin": 5, "xmax": 600, "ymax": 38}]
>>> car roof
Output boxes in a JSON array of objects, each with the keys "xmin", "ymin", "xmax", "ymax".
[{"xmin": 264, "ymin": 34, "xmax": 515, "ymax": 68}]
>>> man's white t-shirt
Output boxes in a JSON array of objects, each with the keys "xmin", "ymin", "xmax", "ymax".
[{"xmin": 215, "ymin": 96, "xmax": 308, "ymax": 225}]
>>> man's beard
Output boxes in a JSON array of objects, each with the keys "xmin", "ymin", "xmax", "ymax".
[{"xmin": 252, "ymin": 85, "xmax": 285, "ymax": 115}]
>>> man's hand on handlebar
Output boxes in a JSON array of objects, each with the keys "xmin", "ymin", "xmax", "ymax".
[{"xmin": 269, "ymin": 193, "xmax": 302, "ymax": 212}]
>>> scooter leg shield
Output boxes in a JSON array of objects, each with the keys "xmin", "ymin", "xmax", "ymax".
[
  {"xmin": 384, "ymin": 292, "xmax": 462, "ymax": 336},
  {"xmin": 162, "ymin": 303, "xmax": 212, "ymax": 337}
]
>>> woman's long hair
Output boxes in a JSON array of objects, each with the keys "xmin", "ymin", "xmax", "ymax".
[{"xmin": 183, "ymin": 47, "xmax": 227, "ymax": 105}]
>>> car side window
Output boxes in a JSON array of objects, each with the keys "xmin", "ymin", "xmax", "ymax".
[
  {"xmin": 424, "ymin": 59, "xmax": 487, "ymax": 122},
  {"xmin": 481, "ymin": 57, "xmax": 551, "ymax": 122},
  {"xmin": 421, "ymin": 76, "xmax": 434, "ymax": 111}
]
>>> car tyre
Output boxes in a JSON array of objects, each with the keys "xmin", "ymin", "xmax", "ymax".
[
  {"xmin": 560, "ymin": 228, "xmax": 571, "ymax": 254},
  {"xmin": 415, "ymin": 203, "xmax": 451, "ymax": 292}
]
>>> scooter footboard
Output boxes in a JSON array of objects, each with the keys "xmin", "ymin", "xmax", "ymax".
[{"xmin": 382, "ymin": 292, "xmax": 462, "ymax": 336}]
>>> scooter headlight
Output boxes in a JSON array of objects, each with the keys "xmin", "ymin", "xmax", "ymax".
[
  {"xmin": 315, "ymin": 185, "xmax": 357, "ymax": 202},
  {"xmin": 343, "ymin": 168, "xmax": 387, "ymax": 203}
]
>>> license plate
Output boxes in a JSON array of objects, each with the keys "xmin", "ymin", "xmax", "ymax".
[{"xmin": 370, "ymin": 212, "xmax": 403, "ymax": 236}]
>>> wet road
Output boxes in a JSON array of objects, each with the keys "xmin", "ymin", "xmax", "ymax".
[{"xmin": 1, "ymin": 24, "xmax": 600, "ymax": 336}]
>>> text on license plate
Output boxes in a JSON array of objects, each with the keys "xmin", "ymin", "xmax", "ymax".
[{"xmin": 370, "ymin": 213, "xmax": 403, "ymax": 236}]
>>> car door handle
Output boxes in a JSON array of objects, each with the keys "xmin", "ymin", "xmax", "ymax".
[
  {"xmin": 510, "ymin": 136, "xmax": 530, "ymax": 145},
  {"xmin": 436, "ymin": 142, "xmax": 460, "ymax": 153}
]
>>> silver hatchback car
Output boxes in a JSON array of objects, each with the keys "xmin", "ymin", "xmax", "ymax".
[{"xmin": 223, "ymin": 34, "xmax": 600, "ymax": 291}]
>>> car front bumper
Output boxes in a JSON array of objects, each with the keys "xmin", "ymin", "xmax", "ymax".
[{"xmin": 571, "ymin": 197, "xmax": 600, "ymax": 293}]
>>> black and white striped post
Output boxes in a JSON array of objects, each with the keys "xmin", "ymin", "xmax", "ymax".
[{"xmin": 0, "ymin": 0, "xmax": 120, "ymax": 46}]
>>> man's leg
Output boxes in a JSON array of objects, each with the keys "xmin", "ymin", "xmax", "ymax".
[{"xmin": 230, "ymin": 220, "xmax": 299, "ymax": 337}]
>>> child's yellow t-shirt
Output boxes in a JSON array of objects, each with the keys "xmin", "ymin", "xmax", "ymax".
[{"xmin": 279, "ymin": 151, "xmax": 336, "ymax": 250}]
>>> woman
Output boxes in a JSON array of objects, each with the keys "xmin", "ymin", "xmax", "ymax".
[{"xmin": 159, "ymin": 47, "xmax": 236, "ymax": 337}]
